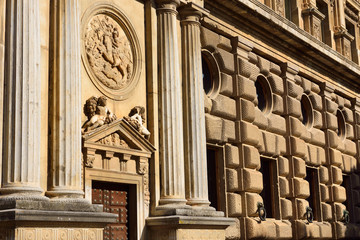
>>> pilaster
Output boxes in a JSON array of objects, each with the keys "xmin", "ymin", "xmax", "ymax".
[
  {"xmin": 1, "ymin": 0, "xmax": 44, "ymax": 198},
  {"xmin": 47, "ymin": 0, "xmax": 83, "ymax": 199}
]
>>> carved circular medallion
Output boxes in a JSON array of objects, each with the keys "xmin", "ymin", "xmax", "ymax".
[{"xmin": 82, "ymin": 4, "xmax": 141, "ymax": 100}]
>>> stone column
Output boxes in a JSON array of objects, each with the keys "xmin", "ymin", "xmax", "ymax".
[
  {"xmin": 156, "ymin": 0, "xmax": 187, "ymax": 207},
  {"xmin": 47, "ymin": 0, "xmax": 83, "ymax": 199},
  {"xmin": 0, "ymin": 0, "xmax": 44, "ymax": 198},
  {"xmin": 179, "ymin": 3, "xmax": 210, "ymax": 207}
]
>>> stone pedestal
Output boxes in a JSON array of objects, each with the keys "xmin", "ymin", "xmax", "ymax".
[{"xmin": 147, "ymin": 215, "xmax": 234, "ymax": 240}]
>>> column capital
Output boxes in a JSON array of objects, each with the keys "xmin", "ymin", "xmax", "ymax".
[
  {"xmin": 178, "ymin": 2, "xmax": 209, "ymax": 24},
  {"xmin": 156, "ymin": 0, "xmax": 180, "ymax": 14}
]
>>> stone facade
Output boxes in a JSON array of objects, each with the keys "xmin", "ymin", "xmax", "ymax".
[{"xmin": 1, "ymin": 0, "xmax": 360, "ymax": 239}]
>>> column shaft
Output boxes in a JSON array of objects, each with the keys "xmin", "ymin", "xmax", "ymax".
[
  {"xmin": 1, "ymin": 0, "xmax": 43, "ymax": 196},
  {"xmin": 180, "ymin": 6, "xmax": 210, "ymax": 206},
  {"xmin": 156, "ymin": 0, "xmax": 187, "ymax": 205},
  {"xmin": 47, "ymin": 0, "xmax": 83, "ymax": 198}
]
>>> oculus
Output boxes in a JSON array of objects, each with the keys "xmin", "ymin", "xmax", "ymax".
[
  {"xmin": 300, "ymin": 94, "xmax": 313, "ymax": 129},
  {"xmin": 255, "ymin": 75, "xmax": 272, "ymax": 115},
  {"xmin": 82, "ymin": 4, "xmax": 141, "ymax": 100},
  {"xmin": 336, "ymin": 110, "xmax": 346, "ymax": 140},
  {"xmin": 201, "ymin": 50, "xmax": 221, "ymax": 99}
]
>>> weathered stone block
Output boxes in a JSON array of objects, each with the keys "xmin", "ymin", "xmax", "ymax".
[
  {"xmin": 279, "ymin": 176, "xmax": 289, "ymax": 197},
  {"xmin": 326, "ymin": 112, "xmax": 338, "ymax": 130},
  {"xmin": 238, "ymin": 59, "xmax": 259, "ymax": 79},
  {"xmin": 313, "ymin": 110, "xmax": 322, "ymax": 128},
  {"xmin": 257, "ymin": 56, "xmax": 270, "ymax": 75},
  {"xmin": 220, "ymin": 73, "xmax": 233, "ymax": 97},
  {"xmin": 268, "ymin": 74, "xmax": 284, "ymax": 95},
  {"xmin": 301, "ymin": 78, "xmax": 311, "ymax": 94},
  {"xmin": 226, "ymin": 168, "xmax": 239, "ymax": 192},
  {"xmin": 320, "ymin": 183, "xmax": 329, "ymax": 202},
  {"xmin": 277, "ymin": 135, "xmax": 287, "ymax": 155},
  {"xmin": 333, "ymin": 185, "xmax": 346, "ymax": 203},
  {"xmin": 240, "ymin": 121, "xmax": 260, "ymax": 146},
  {"xmin": 272, "ymin": 94, "xmax": 284, "ymax": 115},
  {"xmin": 225, "ymin": 217, "xmax": 240, "ymax": 239},
  {"xmin": 211, "ymin": 95, "xmax": 237, "ymax": 120},
  {"xmin": 296, "ymin": 199, "xmax": 309, "ymax": 219},
  {"xmin": 346, "ymin": 123, "xmax": 354, "ymax": 140},
  {"xmin": 290, "ymin": 116, "xmax": 303, "ymax": 138},
  {"xmin": 217, "ymin": 48, "xmax": 235, "ymax": 73},
  {"xmin": 344, "ymin": 139, "xmax": 357, "ymax": 156},
  {"xmin": 294, "ymin": 177, "xmax": 310, "ymax": 198},
  {"xmin": 240, "ymin": 98, "xmax": 255, "ymax": 123},
  {"xmin": 267, "ymin": 114, "xmax": 286, "ymax": 135},
  {"xmin": 253, "ymin": 108, "xmax": 268, "ymax": 130},
  {"xmin": 318, "ymin": 222, "xmax": 332, "ymax": 238},
  {"xmin": 327, "ymin": 130, "xmax": 339, "ymax": 148},
  {"xmin": 311, "ymin": 82, "xmax": 321, "ymax": 93},
  {"xmin": 275, "ymin": 220, "xmax": 293, "ymax": 238},
  {"xmin": 227, "ymin": 193, "xmax": 242, "ymax": 217},
  {"xmin": 243, "ymin": 169, "xmax": 262, "ymax": 193},
  {"xmin": 225, "ymin": 144, "xmax": 240, "ymax": 168},
  {"xmin": 332, "ymin": 166, "xmax": 343, "ymax": 184},
  {"xmin": 343, "ymin": 108, "xmax": 354, "ymax": 123},
  {"xmin": 238, "ymin": 76, "xmax": 257, "ymax": 102},
  {"xmin": 246, "ymin": 192, "xmax": 262, "ymax": 216},
  {"xmin": 205, "ymin": 114, "xmax": 223, "ymax": 142},
  {"xmin": 200, "ymin": 26, "xmax": 220, "ymax": 48},
  {"xmin": 223, "ymin": 119, "xmax": 236, "ymax": 142},
  {"xmin": 319, "ymin": 166, "xmax": 329, "ymax": 184},
  {"xmin": 309, "ymin": 93, "xmax": 322, "ymax": 111},
  {"xmin": 311, "ymin": 128, "xmax": 325, "ymax": 147},
  {"xmin": 329, "ymin": 148, "xmax": 342, "ymax": 166},
  {"xmin": 287, "ymin": 96, "xmax": 301, "ymax": 117},
  {"xmin": 288, "ymin": 81, "xmax": 303, "ymax": 98},
  {"xmin": 270, "ymin": 62, "xmax": 281, "ymax": 75},
  {"xmin": 278, "ymin": 156, "xmax": 289, "ymax": 176},
  {"xmin": 290, "ymin": 137, "xmax": 306, "ymax": 157},
  {"xmin": 204, "ymin": 95, "xmax": 213, "ymax": 113},
  {"xmin": 325, "ymin": 98, "xmax": 338, "ymax": 114},
  {"xmin": 243, "ymin": 144, "xmax": 260, "ymax": 170},
  {"xmin": 322, "ymin": 203, "xmax": 332, "ymax": 221},
  {"xmin": 294, "ymin": 157, "xmax": 306, "ymax": 178},
  {"xmin": 262, "ymin": 131, "xmax": 277, "ymax": 156},
  {"xmin": 281, "ymin": 198, "xmax": 292, "ymax": 219},
  {"xmin": 335, "ymin": 203, "xmax": 346, "ymax": 221}
]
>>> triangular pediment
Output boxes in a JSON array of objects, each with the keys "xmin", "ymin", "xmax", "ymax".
[{"xmin": 83, "ymin": 119, "xmax": 155, "ymax": 156}]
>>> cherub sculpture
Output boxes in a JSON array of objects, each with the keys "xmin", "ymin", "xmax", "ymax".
[
  {"xmin": 124, "ymin": 106, "xmax": 150, "ymax": 139},
  {"xmin": 82, "ymin": 96, "xmax": 116, "ymax": 133}
]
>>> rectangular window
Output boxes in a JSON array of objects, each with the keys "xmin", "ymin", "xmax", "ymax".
[
  {"xmin": 346, "ymin": 20, "xmax": 358, "ymax": 63},
  {"xmin": 260, "ymin": 157, "xmax": 279, "ymax": 219},
  {"xmin": 341, "ymin": 174, "xmax": 352, "ymax": 222},
  {"xmin": 305, "ymin": 167, "xmax": 320, "ymax": 221},
  {"xmin": 206, "ymin": 144, "xmax": 226, "ymax": 212},
  {"xmin": 317, "ymin": 0, "xmax": 331, "ymax": 46}
]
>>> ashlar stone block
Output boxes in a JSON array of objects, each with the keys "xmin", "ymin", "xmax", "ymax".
[
  {"xmin": 294, "ymin": 177, "xmax": 310, "ymax": 198},
  {"xmin": 296, "ymin": 198, "xmax": 310, "ymax": 219},
  {"xmin": 275, "ymin": 220, "xmax": 293, "ymax": 239},
  {"xmin": 333, "ymin": 185, "xmax": 347, "ymax": 203},
  {"xmin": 267, "ymin": 114, "xmax": 286, "ymax": 135},
  {"xmin": 311, "ymin": 128, "xmax": 325, "ymax": 147},
  {"xmin": 328, "ymin": 130, "xmax": 339, "ymax": 148},
  {"xmin": 270, "ymin": 62, "xmax": 281, "ymax": 75},
  {"xmin": 246, "ymin": 192, "xmax": 263, "ymax": 216},
  {"xmin": 322, "ymin": 203, "xmax": 332, "ymax": 221},
  {"xmin": 220, "ymin": 73, "xmax": 233, "ymax": 97},
  {"xmin": 346, "ymin": 123, "xmax": 354, "ymax": 140},
  {"xmin": 325, "ymin": 98, "xmax": 338, "ymax": 114},
  {"xmin": 243, "ymin": 144, "xmax": 260, "ymax": 170},
  {"xmin": 320, "ymin": 183, "xmax": 330, "ymax": 202},
  {"xmin": 335, "ymin": 203, "xmax": 346, "ymax": 221},
  {"xmin": 226, "ymin": 168, "xmax": 239, "ymax": 192},
  {"xmin": 205, "ymin": 114, "xmax": 223, "ymax": 142},
  {"xmin": 290, "ymin": 116, "xmax": 304, "ymax": 138},
  {"xmin": 225, "ymin": 217, "xmax": 241, "ymax": 239},
  {"xmin": 294, "ymin": 157, "xmax": 306, "ymax": 178},
  {"xmin": 313, "ymin": 110, "xmax": 323, "ymax": 128},
  {"xmin": 223, "ymin": 119, "xmax": 236, "ymax": 142},
  {"xmin": 281, "ymin": 198, "xmax": 292, "ymax": 219},
  {"xmin": 217, "ymin": 48, "xmax": 235, "ymax": 73},
  {"xmin": 211, "ymin": 95, "xmax": 237, "ymax": 120},
  {"xmin": 287, "ymin": 81, "xmax": 303, "ymax": 99},
  {"xmin": 238, "ymin": 59, "xmax": 259, "ymax": 79},
  {"xmin": 277, "ymin": 135, "xmax": 287, "ymax": 155},
  {"xmin": 309, "ymin": 93, "xmax": 323, "ymax": 111},
  {"xmin": 240, "ymin": 121, "xmax": 260, "ymax": 146},
  {"xmin": 279, "ymin": 176, "xmax": 289, "ymax": 197},
  {"xmin": 332, "ymin": 166, "xmax": 343, "ymax": 184},
  {"xmin": 257, "ymin": 56, "xmax": 270, "ymax": 76},
  {"xmin": 227, "ymin": 193, "xmax": 242, "ymax": 217},
  {"xmin": 330, "ymin": 148, "xmax": 342, "ymax": 166},
  {"xmin": 344, "ymin": 139, "xmax": 357, "ymax": 156},
  {"xmin": 272, "ymin": 94, "xmax": 284, "ymax": 115},
  {"xmin": 326, "ymin": 112, "xmax": 338, "ymax": 131},
  {"xmin": 242, "ymin": 169, "xmax": 263, "ymax": 193},
  {"xmin": 240, "ymin": 98, "xmax": 255, "ymax": 123},
  {"xmin": 268, "ymin": 74, "xmax": 284, "ymax": 95},
  {"xmin": 319, "ymin": 166, "xmax": 329, "ymax": 184},
  {"xmin": 278, "ymin": 156, "xmax": 289, "ymax": 177},
  {"xmin": 290, "ymin": 137, "xmax": 306, "ymax": 157},
  {"xmin": 225, "ymin": 144, "xmax": 240, "ymax": 168},
  {"xmin": 238, "ymin": 76, "xmax": 257, "ymax": 101},
  {"xmin": 253, "ymin": 108, "xmax": 268, "ymax": 130},
  {"xmin": 301, "ymin": 78, "xmax": 312, "ymax": 94},
  {"xmin": 262, "ymin": 131, "xmax": 277, "ymax": 156},
  {"xmin": 343, "ymin": 108, "xmax": 354, "ymax": 123},
  {"xmin": 286, "ymin": 96, "xmax": 302, "ymax": 117}
]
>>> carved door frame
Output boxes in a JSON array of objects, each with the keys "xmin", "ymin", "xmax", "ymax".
[{"xmin": 85, "ymin": 168, "xmax": 145, "ymax": 239}]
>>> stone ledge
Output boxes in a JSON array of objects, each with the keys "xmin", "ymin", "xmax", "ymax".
[{"xmin": 146, "ymin": 215, "xmax": 235, "ymax": 228}]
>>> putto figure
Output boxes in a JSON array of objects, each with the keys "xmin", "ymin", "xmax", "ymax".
[
  {"xmin": 124, "ymin": 106, "xmax": 150, "ymax": 139},
  {"xmin": 82, "ymin": 96, "xmax": 116, "ymax": 132}
]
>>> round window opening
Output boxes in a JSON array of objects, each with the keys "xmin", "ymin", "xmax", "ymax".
[
  {"xmin": 336, "ymin": 110, "xmax": 346, "ymax": 139},
  {"xmin": 255, "ymin": 76, "xmax": 272, "ymax": 114},
  {"xmin": 300, "ymin": 95, "xmax": 313, "ymax": 129},
  {"xmin": 201, "ymin": 50, "xmax": 220, "ymax": 98}
]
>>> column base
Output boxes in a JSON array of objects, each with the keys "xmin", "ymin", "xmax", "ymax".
[
  {"xmin": 146, "ymin": 215, "xmax": 235, "ymax": 240},
  {"xmin": 0, "ymin": 198, "xmax": 117, "ymax": 239}
]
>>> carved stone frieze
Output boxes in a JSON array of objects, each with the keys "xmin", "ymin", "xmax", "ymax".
[{"xmin": 96, "ymin": 132, "xmax": 130, "ymax": 148}]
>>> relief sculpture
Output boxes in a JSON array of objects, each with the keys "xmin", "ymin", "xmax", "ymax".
[
  {"xmin": 124, "ymin": 106, "xmax": 151, "ymax": 139},
  {"xmin": 85, "ymin": 15, "xmax": 133, "ymax": 91}
]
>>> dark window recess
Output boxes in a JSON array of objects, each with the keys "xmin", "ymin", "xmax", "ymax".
[
  {"xmin": 202, "ymin": 55, "xmax": 213, "ymax": 94},
  {"xmin": 341, "ymin": 174, "xmax": 351, "ymax": 211},
  {"xmin": 301, "ymin": 96, "xmax": 309, "ymax": 125},
  {"xmin": 260, "ymin": 158, "xmax": 274, "ymax": 218},
  {"xmin": 255, "ymin": 79, "xmax": 266, "ymax": 112},
  {"xmin": 285, "ymin": 0, "xmax": 292, "ymax": 21},
  {"xmin": 305, "ymin": 167, "xmax": 320, "ymax": 221},
  {"xmin": 317, "ymin": 0, "xmax": 331, "ymax": 46},
  {"xmin": 336, "ymin": 110, "xmax": 346, "ymax": 139},
  {"xmin": 207, "ymin": 148, "xmax": 218, "ymax": 210},
  {"xmin": 346, "ymin": 20, "xmax": 358, "ymax": 63}
]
